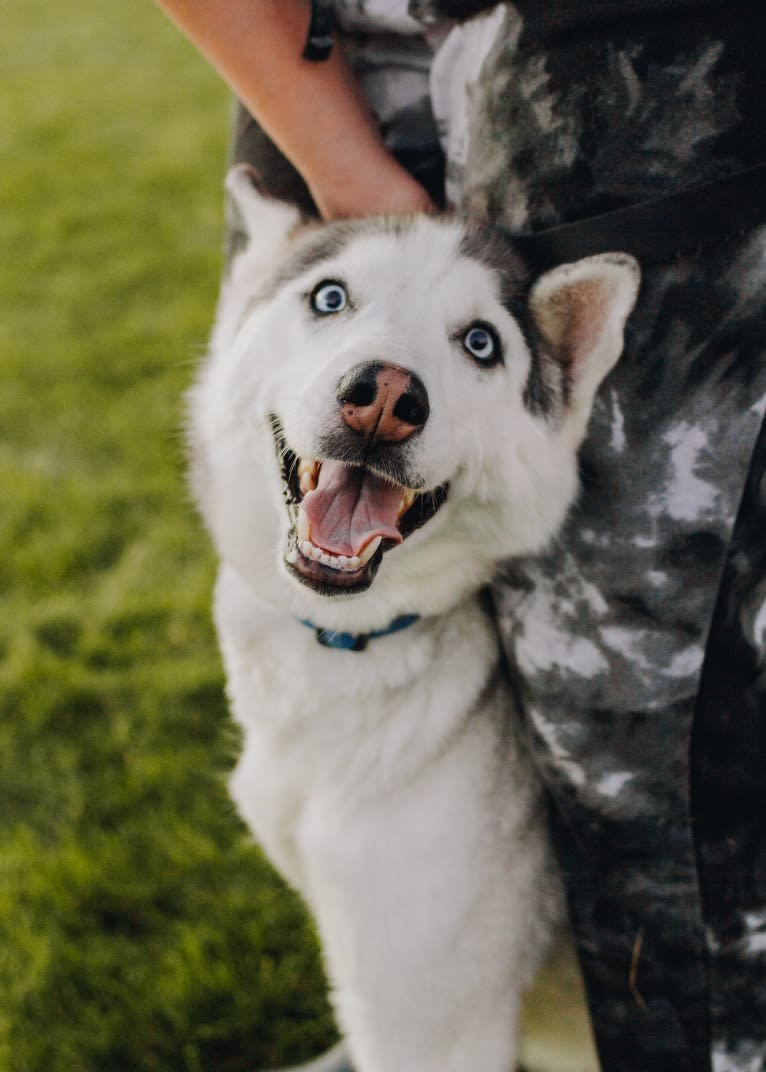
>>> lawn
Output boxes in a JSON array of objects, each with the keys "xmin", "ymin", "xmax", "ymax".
[{"xmin": 0, "ymin": 3, "xmax": 336, "ymax": 1069}]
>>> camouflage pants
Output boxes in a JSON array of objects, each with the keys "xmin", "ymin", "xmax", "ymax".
[{"xmin": 231, "ymin": 4, "xmax": 766, "ymax": 1069}]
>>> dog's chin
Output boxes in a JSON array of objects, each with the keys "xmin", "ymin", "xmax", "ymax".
[{"xmin": 271, "ymin": 417, "xmax": 449, "ymax": 598}]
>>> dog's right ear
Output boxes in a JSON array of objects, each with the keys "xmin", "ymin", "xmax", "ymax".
[
  {"xmin": 529, "ymin": 252, "xmax": 640, "ymax": 443},
  {"xmin": 225, "ymin": 163, "xmax": 303, "ymax": 262}
]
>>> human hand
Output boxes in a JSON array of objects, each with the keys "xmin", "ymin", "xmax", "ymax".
[{"xmin": 307, "ymin": 148, "xmax": 436, "ymax": 220}]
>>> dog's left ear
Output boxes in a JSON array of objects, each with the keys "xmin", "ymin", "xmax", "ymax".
[
  {"xmin": 226, "ymin": 163, "xmax": 304, "ymax": 264},
  {"xmin": 529, "ymin": 253, "xmax": 640, "ymax": 441}
]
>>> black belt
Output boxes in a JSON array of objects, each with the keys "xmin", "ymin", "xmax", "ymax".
[{"xmin": 512, "ymin": 163, "xmax": 766, "ymax": 270}]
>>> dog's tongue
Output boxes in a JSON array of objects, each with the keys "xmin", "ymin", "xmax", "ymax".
[{"xmin": 301, "ymin": 461, "xmax": 404, "ymax": 558}]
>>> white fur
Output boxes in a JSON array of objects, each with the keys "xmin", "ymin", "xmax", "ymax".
[{"xmin": 189, "ymin": 166, "xmax": 639, "ymax": 1072}]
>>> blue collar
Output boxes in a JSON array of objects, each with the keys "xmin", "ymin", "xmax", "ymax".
[{"xmin": 299, "ymin": 613, "xmax": 420, "ymax": 652}]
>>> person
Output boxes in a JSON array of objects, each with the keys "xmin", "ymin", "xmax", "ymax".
[{"xmin": 153, "ymin": 2, "xmax": 766, "ymax": 1070}]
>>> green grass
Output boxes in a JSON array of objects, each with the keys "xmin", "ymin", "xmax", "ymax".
[{"xmin": 0, "ymin": 4, "xmax": 335, "ymax": 1069}]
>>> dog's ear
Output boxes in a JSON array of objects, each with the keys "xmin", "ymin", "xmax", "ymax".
[
  {"xmin": 225, "ymin": 163, "xmax": 303, "ymax": 261},
  {"xmin": 529, "ymin": 253, "xmax": 640, "ymax": 441}
]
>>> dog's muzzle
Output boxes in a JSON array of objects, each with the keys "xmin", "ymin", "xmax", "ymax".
[{"xmin": 271, "ymin": 373, "xmax": 448, "ymax": 597}]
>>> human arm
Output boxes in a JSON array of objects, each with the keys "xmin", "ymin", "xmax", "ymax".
[{"xmin": 153, "ymin": 0, "xmax": 434, "ymax": 219}]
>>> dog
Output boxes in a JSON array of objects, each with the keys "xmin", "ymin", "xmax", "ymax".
[{"xmin": 188, "ymin": 163, "xmax": 640, "ymax": 1072}]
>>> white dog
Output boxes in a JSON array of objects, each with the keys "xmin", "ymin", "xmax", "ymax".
[{"xmin": 188, "ymin": 164, "xmax": 640, "ymax": 1072}]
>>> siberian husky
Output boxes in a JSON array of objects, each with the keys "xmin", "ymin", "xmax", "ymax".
[{"xmin": 188, "ymin": 164, "xmax": 640, "ymax": 1072}]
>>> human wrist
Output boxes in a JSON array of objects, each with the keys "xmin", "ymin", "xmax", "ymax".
[{"xmin": 306, "ymin": 149, "xmax": 435, "ymax": 220}]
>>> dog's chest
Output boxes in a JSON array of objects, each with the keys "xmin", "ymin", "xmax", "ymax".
[{"xmin": 214, "ymin": 567, "xmax": 503, "ymax": 889}]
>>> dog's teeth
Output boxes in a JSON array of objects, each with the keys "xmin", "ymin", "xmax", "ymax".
[
  {"xmin": 298, "ymin": 458, "xmax": 320, "ymax": 494},
  {"xmin": 297, "ymin": 509, "xmax": 310, "ymax": 542},
  {"xmin": 286, "ymin": 548, "xmax": 298, "ymax": 565},
  {"xmin": 297, "ymin": 536, "xmax": 375, "ymax": 572},
  {"xmin": 357, "ymin": 536, "xmax": 382, "ymax": 567},
  {"xmin": 397, "ymin": 488, "xmax": 418, "ymax": 519}
]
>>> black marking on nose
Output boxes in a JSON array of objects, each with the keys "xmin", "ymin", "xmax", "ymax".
[
  {"xmin": 393, "ymin": 383, "xmax": 429, "ymax": 427},
  {"xmin": 340, "ymin": 368, "xmax": 378, "ymax": 408}
]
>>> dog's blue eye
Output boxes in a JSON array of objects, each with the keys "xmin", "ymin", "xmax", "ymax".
[
  {"xmin": 311, "ymin": 281, "xmax": 348, "ymax": 315},
  {"xmin": 463, "ymin": 323, "xmax": 500, "ymax": 364}
]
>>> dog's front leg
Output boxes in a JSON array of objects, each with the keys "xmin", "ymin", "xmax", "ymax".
[
  {"xmin": 308, "ymin": 849, "xmax": 526, "ymax": 1072},
  {"xmin": 335, "ymin": 985, "xmax": 521, "ymax": 1072},
  {"xmin": 299, "ymin": 764, "xmax": 543, "ymax": 1072}
]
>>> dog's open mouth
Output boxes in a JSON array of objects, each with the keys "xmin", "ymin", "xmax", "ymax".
[{"xmin": 272, "ymin": 419, "xmax": 448, "ymax": 596}]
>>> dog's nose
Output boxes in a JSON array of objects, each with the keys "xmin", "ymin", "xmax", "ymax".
[{"xmin": 337, "ymin": 362, "xmax": 429, "ymax": 443}]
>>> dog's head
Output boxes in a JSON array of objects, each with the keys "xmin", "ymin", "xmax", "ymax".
[{"xmin": 190, "ymin": 165, "xmax": 639, "ymax": 632}]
